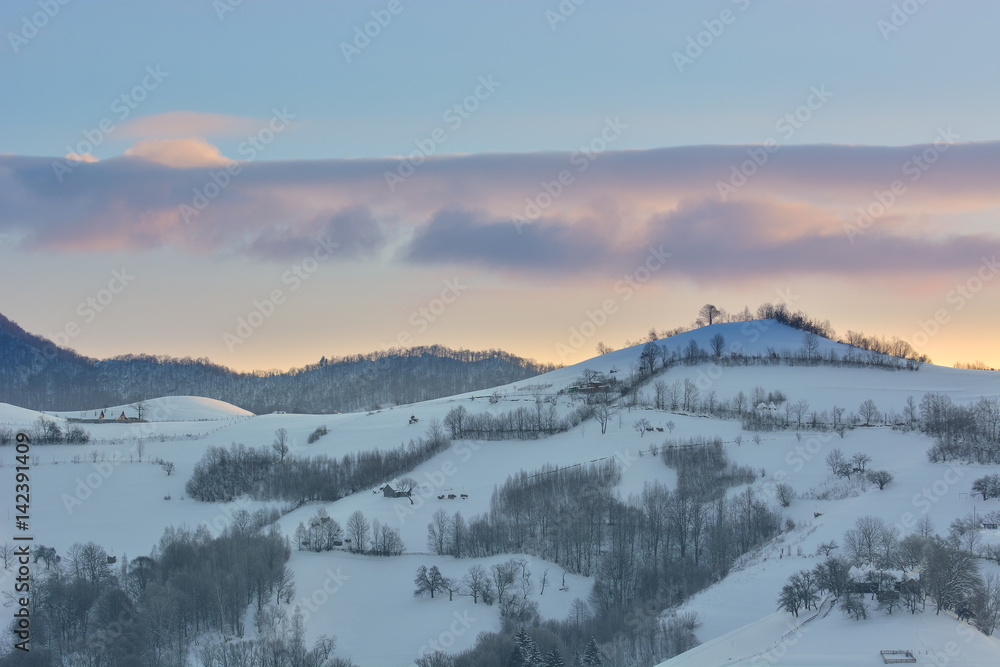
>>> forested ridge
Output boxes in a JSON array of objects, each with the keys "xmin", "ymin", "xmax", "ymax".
[{"xmin": 0, "ymin": 312, "xmax": 557, "ymax": 413}]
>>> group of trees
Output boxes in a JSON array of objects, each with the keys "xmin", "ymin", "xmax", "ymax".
[
  {"xmin": 414, "ymin": 558, "xmax": 535, "ymax": 607},
  {"xmin": 622, "ymin": 303, "xmax": 928, "ymax": 366},
  {"xmin": 420, "ymin": 453, "xmax": 778, "ymax": 666},
  {"xmin": 197, "ymin": 610, "xmax": 350, "ymax": 667},
  {"xmin": 294, "ymin": 508, "xmax": 344, "ymax": 552},
  {"xmin": 823, "ymin": 448, "xmax": 893, "ymax": 489},
  {"xmin": 972, "ymin": 474, "xmax": 1000, "ymax": 500},
  {"xmin": 651, "ymin": 380, "xmax": 873, "ymax": 436},
  {"xmin": 776, "ymin": 515, "xmax": 1000, "ymax": 635},
  {"xmin": 635, "ymin": 335, "xmax": 920, "ymax": 378},
  {"xmin": 185, "ymin": 421, "xmax": 449, "ymax": 502},
  {"xmin": 659, "ymin": 437, "xmax": 757, "ymax": 496},
  {"xmin": 0, "ymin": 526, "xmax": 354, "ymax": 666},
  {"xmin": 447, "ymin": 571, "xmax": 703, "ymax": 667},
  {"xmin": 922, "ymin": 393, "xmax": 1000, "ymax": 464},
  {"xmin": 0, "ymin": 417, "xmax": 90, "ymax": 445},
  {"xmin": 291, "ymin": 507, "xmax": 405, "ymax": 556},
  {"xmin": 442, "ymin": 402, "xmax": 594, "ymax": 441}
]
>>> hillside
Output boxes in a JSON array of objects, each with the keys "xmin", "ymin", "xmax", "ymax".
[
  {"xmin": 2, "ymin": 322, "xmax": 999, "ymax": 665},
  {"xmin": 0, "ymin": 311, "xmax": 557, "ymax": 413}
]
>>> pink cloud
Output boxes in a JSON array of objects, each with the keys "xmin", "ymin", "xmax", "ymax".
[
  {"xmin": 124, "ymin": 137, "xmax": 232, "ymax": 168},
  {"xmin": 117, "ymin": 111, "xmax": 268, "ymax": 139},
  {"xmin": 64, "ymin": 152, "xmax": 98, "ymax": 163}
]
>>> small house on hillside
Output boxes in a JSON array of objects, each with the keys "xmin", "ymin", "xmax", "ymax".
[{"xmin": 380, "ymin": 484, "xmax": 409, "ymax": 499}]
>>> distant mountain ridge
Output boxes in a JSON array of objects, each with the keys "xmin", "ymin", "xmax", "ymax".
[{"xmin": 0, "ymin": 312, "xmax": 558, "ymax": 413}]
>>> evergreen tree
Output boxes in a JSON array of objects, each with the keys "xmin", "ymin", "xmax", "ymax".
[
  {"xmin": 583, "ymin": 638, "xmax": 602, "ymax": 666},
  {"xmin": 545, "ymin": 649, "xmax": 566, "ymax": 667}
]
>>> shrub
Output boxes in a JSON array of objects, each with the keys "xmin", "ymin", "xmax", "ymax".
[{"xmin": 307, "ymin": 425, "xmax": 329, "ymax": 444}]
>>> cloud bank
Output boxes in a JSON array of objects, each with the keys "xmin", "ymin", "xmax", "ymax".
[{"xmin": 2, "ymin": 141, "xmax": 999, "ymax": 283}]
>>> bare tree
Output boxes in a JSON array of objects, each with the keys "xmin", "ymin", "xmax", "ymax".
[
  {"xmin": 867, "ymin": 469, "xmax": 893, "ymax": 490},
  {"xmin": 790, "ymin": 399, "xmax": 809, "ymax": 428},
  {"xmin": 136, "ymin": 440, "xmax": 145, "ymax": 463},
  {"xmin": 654, "ymin": 380, "xmax": 667, "ymax": 410},
  {"xmin": 272, "ymin": 428, "xmax": 290, "ymax": 462},
  {"xmin": 903, "ymin": 395, "xmax": 918, "ymax": 429},
  {"xmin": 462, "ymin": 564, "xmax": 490, "ymax": 604},
  {"xmin": 396, "ymin": 476, "xmax": 418, "ymax": 495},
  {"xmin": 803, "ymin": 332, "xmax": 820, "ymax": 360},
  {"xmin": 491, "ymin": 559, "xmax": 518, "ymax": 604},
  {"xmin": 160, "ymin": 460, "xmax": 175, "ymax": 476},
  {"xmin": 816, "ymin": 541, "xmax": 838, "ymax": 557},
  {"xmin": 639, "ymin": 341, "xmax": 661, "ymax": 376},
  {"xmin": 414, "ymin": 565, "xmax": 447, "ymax": 599},
  {"xmin": 131, "ymin": 399, "xmax": 149, "ymax": 421},
  {"xmin": 841, "ymin": 593, "xmax": 868, "ymax": 620},
  {"xmin": 858, "ymin": 399, "xmax": 880, "ymax": 426},
  {"xmin": 596, "ymin": 342, "xmax": 615, "ymax": 355},
  {"xmin": 633, "ymin": 418, "xmax": 651, "ymax": 437},
  {"xmin": 825, "ymin": 448, "xmax": 850, "ymax": 478},
  {"xmin": 844, "ymin": 515, "xmax": 896, "ymax": 568},
  {"xmin": 851, "ymin": 452, "xmax": 872, "ymax": 473},
  {"xmin": 710, "ymin": 333, "xmax": 726, "ymax": 357},
  {"xmin": 682, "ymin": 378, "xmax": 699, "ymax": 412},
  {"xmin": 699, "ymin": 304, "xmax": 721, "ymax": 326},
  {"xmin": 427, "ymin": 508, "xmax": 451, "ymax": 555},
  {"xmin": 594, "ymin": 395, "xmax": 617, "ymax": 435},
  {"xmin": 775, "ymin": 483, "xmax": 795, "ymax": 508},
  {"xmin": 733, "ymin": 390, "xmax": 747, "ymax": 416},
  {"xmin": 346, "ymin": 510, "xmax": 370, "ymax": 554}
]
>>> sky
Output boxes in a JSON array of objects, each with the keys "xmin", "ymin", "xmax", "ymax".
[{"xmin": 2, "ymin": 0, "xmax": 1000, "ymax": 372}]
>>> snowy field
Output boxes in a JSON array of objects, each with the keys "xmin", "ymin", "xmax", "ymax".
[{"xmin": 3, "ymin": 321, "xmax": 1000, "ymax": 665}]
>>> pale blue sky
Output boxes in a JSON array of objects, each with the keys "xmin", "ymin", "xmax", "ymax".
[
  {"xmin": 2, "ymin": 1, "xmax": 1000, "ymax": 371},
  {"xmin": 3, "ymin": 0, "xmax": 998, "ymax": 159}
]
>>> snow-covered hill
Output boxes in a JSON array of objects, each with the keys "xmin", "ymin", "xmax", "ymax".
[
  {"xmin": 4, "ymin": 321, "xmax": 1000, "ymax": 665},
  {"xmin": 49, "ymin": 395, "xmax": 254, "ymax": 421}
]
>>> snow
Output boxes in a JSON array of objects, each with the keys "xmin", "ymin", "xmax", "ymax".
[
  {"xmin": 663, "ymin": 603, "xmax": 1000, "ymax": 666},
  {"xmin": 287, "ymin": 551, "xmax": 590, "ymax": 665},
  {"xmin": 4, "ymin": 321, "xmax": 1000, "ymax": 665},
  {"xmin": 0, "ymin": 401, "xmax": 55, "ymax": 425},
  {"xmin": 49, "ymin": 395, "xmax": 254, "ymax": 421}
]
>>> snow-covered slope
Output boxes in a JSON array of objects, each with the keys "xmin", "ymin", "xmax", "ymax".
[
  {"xmin": 4, "ymin": 321, "xmax": 1000, "ymax": 665},
  {"xmin": 49, "ymin": 395, "xmax": 254, "ymax": 421}
]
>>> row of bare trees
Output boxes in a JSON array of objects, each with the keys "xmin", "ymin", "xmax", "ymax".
[
  {"xmin": 442, "ymin": 402, "xmax": 595, "ymax": 441},
  {"xmin": 923, "ymin": 393, "xmax": 1000, "ymax": 464},
  {"xmin": 185, "ymin": 422, "xmax": 449, "ymax": 502}
]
